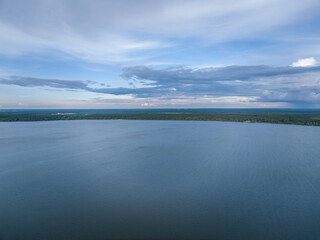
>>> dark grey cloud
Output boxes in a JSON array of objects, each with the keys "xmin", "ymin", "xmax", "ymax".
[
  {"xmin": 1, "ymin": 65, "xmax": 320, "ymax": 106},
  {"xmin": 259, "ymin": 86, "xmax": 320, "ymax": 105},
  {"xmin": 0, "ymin": 76, "xmax": 90, "ymax": 89},
  {"xmin": 0, "ymin": 75, "xmax": 173, "ymax": 97},
  {"xmin": 122, "ymin": 65, "xmax": 320, "ymax": 83},
  {"xmin": 0, "ymin": 76, "xmax": 122, "ymax": 95},
  {"xmin": 121, "ymin": 65, "xmax": 320, "ymax": 104}
]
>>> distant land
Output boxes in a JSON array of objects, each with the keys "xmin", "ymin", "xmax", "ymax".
[{"xmin": 1, "ymin": 109, "xmax": 320, "ymax": 126}]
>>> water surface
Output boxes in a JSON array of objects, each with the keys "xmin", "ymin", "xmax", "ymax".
[{"xmin": 0, "ymin": 120, "xmax": 320, "ymax": 240}]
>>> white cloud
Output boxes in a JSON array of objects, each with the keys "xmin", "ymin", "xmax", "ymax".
[
  {"xmin": 207, "ymin": 96, "xmax": 258, "ymax": 103},
  {"xmin": 0, "ymin": 22, "xmax": 166, "ymax": 64},
  {"xmin": 141, "ymin": 103, "xmax": 156, "ymax": 107},
  {"xmin": 291, "ymin": 57, "xmax": 319, "ymax": 67},
  {"xmin": 0, "ymin": 0, "xmax": 319, "ymax": 64}
]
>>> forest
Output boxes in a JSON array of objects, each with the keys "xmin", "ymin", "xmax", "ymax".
[{"xmin": 1, "ymin": 109, "xmax": 320, "ymax": 126}]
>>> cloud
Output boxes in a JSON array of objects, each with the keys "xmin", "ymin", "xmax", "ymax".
[
  {"xmin": 0, "ymin": 76, "xmax": 90, "ymax": 90},
  {"xmin": 1, "ymin": 64, "xmax": 320, "ymax": 106},
  {"xmin": 0, "ymin": 21, "xmax": 165, "ymax": 64},
  {"xmin": 0, "ymin": 0, "xmax": 319, "ymax": 64},
  {"xmin": 121, "ymin": 65, "xmax": 320, "ymax": 83},
  {"xmin": 141, "ymin": 103, "xmax": 156, "ymax": 107},
  {"xmin": 121, "ymin": 65, "xmax": 320, "ymax": 105},
  {"xmin": 0, "ymin": 75, "xmax": 168, "ymax": 96},
  {"xmin": 291, "ymin": 57, "xmax": 319, "ymax": 67}
]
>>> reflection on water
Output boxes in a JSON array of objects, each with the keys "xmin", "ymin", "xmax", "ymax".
[{"xmin": 0, "ymin": 120, "xmax": 320, "ymax": 240}]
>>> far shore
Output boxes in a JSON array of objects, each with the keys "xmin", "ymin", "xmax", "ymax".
[{"xmin": 1, "ymin": 109, "xmax": 320, "ymax": 126}]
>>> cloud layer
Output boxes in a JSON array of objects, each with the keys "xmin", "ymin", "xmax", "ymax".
[
  {"xmin": 0, "ymin": 0, "xmax": 319, "ymax": 64},
  {"xmin": 1, "ymin": 64, "xmax": 320, "ymax": 107}
]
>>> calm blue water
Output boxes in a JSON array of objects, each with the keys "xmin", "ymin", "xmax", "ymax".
[{"xmin": 0, "ymin": 120, "xmax": 320, "ymax": 240}]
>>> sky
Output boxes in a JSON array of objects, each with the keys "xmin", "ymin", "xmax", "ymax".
[{"xmin": 0, "ymin": 0, "xmax": 320, "ymax": 109}]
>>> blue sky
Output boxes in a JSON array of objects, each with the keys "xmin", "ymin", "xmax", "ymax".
[{"xmin": 0, "ymin": 0, "xmax": 320, "ymax": 109}]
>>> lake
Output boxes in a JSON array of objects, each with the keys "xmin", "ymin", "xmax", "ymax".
[{"xmin": 0, "ymin": 120, "xmax": 320, "ymax": 240}]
